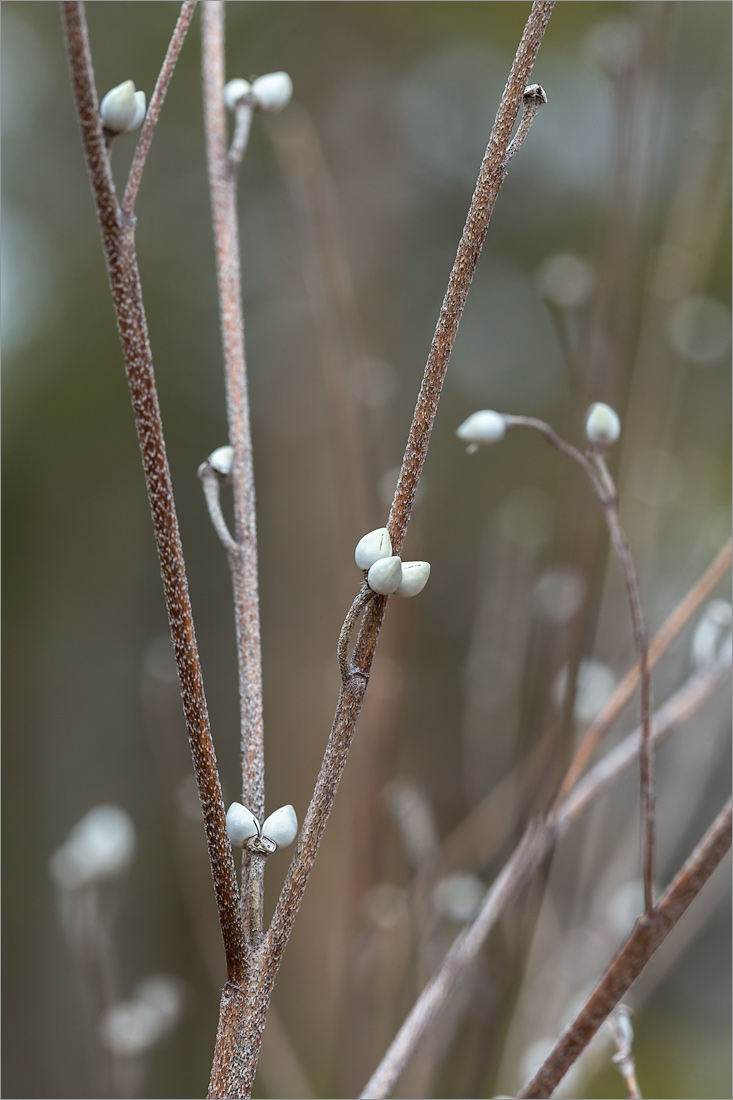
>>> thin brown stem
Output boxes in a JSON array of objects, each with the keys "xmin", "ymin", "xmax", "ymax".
[
  {"xmin": 61, "ymin": 0, "xmax": 244, "ymax": 980},
  {"xmin": 359, "ymin": 654, "xmax": 730, "ymax": 1099},
  {"xmin": 590, "ymin": 450, "xmax": 654, "ymax": 911},
  {"xmin": 247, "ymin": 852, "xmax": 267, "ymax": 943},
  {"xmin": 501, "ymin": 414, "xmax": 656, "ymax": 910},
  {"xmin": 121, "ymin": 0, "xmax": 197, "ymax": 217},
  {"xmin": 338, "ymin": 583, "xmax": 374, "ymax": 682},
  {"xmin": 517, "ymin": 799, "xmax": 732, "ymax": 1099},
  {"xmin": 201, "ymin": 1, "xmax": 265, "ymax": 821},
  {"xmin": 269, "ymin": 0, "xmax": 556, "ymax": 962},
  {"xmin": 386, "ymin": 1, "xmax": 555, "ymax": 557},
  {"xmin": 557, "ymin": 538, "xmax": 732, "ymax": 801}
]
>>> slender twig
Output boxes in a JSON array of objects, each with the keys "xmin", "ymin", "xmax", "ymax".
[
  {"xmin": 338, "ymin": 583, "xmax": 375, "ymax": 682},
  {"xmin": 199, "ymin": 466, "xmax": 239, "ymax": 554},
  {"xmin": 500, "ymin": 414, "xmax": 656, "ymax": 910},
  {"xmin": 606, "ymin": 1007, "xmax": 642, "ymax": 1100},
  {"xmin": 590, "ymin": 448, "xmax": 654, "ymax": 912},
  {"xmin": 517, "ymin": 799, "xmax": 732, "ymax": 1099},
  {"xmin": 201, "ymin": 1, "xmax": 265, "ymax": 824},
  {"xmin": 268, "ymin": 0, "xmax": 556, "ymax": 964},
  {"xmin": 359, "ymin": 654, "xmax": 730, "ymax": 1099},
  {"xmin": 504, "ymin": 83, "xmax": 547, "ymax": 165},
  {"xmin": 121, "ymin": 0, "xmax": 197, "ymax": 217},
  {"xmin": 557, "ymin": 538, "xmax": 732, "ymax": 800},
  {"xmin": 247, "ymin": 853, "xmax": 267, "ymax": 942},
  {"xmin": 61, "ymin": 0, "xmax": 245, "ymax": 982}
]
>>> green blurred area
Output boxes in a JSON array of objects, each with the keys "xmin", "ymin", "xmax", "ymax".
[{"xmin": 2, "ymin": 3, "xmax": 731, "ymax": 1098}]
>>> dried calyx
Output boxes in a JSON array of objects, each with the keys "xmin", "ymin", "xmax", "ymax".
[{"xmin": 226, "ymin": 802, "xmax": 298, "ymax": 854}]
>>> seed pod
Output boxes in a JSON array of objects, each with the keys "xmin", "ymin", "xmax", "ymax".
[
  {"xmin": 251, "ymin": 72, "xmax": 293, "ymax": 112},
  {"xmin": 261, "ymin": 805, "xmax": 298, "ymax": 848},
  {"xmin": 585, "ymin": 402, "xmax": 620, "ymax": 445},
  {"xmin": 226, "ymin": 803, "xmax": 259, "ymax": 847},
  {"xmin": 456, "ymin": 410, "xmax": 506, "ymax": 448}
]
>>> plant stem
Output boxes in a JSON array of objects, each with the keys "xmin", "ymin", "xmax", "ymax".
[
  {"xmin": 61, "ymin": 0, "xmax": 244, "ymax": 980},
  {"xmin": 201, "ymin": 0, "xmax": 265, "ymax": 823},
  {"xmin": 517, "ymin": 799, "xmax": 732, "ymax": 1099}
]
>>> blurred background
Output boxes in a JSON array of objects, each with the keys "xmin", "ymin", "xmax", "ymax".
[{"xmin": 2, "ymin": 3, "xmax": 731, "ymax": 1097}]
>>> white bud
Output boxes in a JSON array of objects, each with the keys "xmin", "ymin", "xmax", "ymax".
[
  {"xmin": 100, "ymin": 80, "xmax": 140, "ymax": 133},
  {"xmin": 224, "ymin": 78, "xmax": 252, "ymax": 112},
  {"xmin": 261, "ymin": 804, "xmax": 298, "ymax": 849},
  {"xmin": 691, "ymin": 599, "xmax": 733, "ymax": 668},
  {"xmin": 126, "ymin": 90, "xmax": 146, "ymax": 133},
  {"xmin": 367, "ymin": 556, "xmax": 403, "ymax": 595},
  {"xmin": 585, "ymin": 402, "xmax": 620, "ymax": 445},
  {"xmin": 251, "ymin": 71, "xmax": 293, "ymax": 112},
  {"xmin": 49, "ymin": 804, "xmax": 135, "ymax": 890},
  {"xmin": 226, "ymin": 802, "xmax": 260, "ymax": 847},
  {"xmin": 456, "ymin": 410, "xmax": 506, "ymax": 448},
  {"xmin": 394, "ymin": 560, "xmax": 430, "ymax": 598},
  {"xmin": 355, "ymin": 527, "xmax": 392, "ymax": 570}
]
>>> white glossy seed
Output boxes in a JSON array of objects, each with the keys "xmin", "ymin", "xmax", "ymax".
[
  {"xmin": 261, "ymin": 805, "xmax": 298, "ymax": 848},
  {"xmin": 226, "ymin": 803, "xmax": 260, "ymax": 847},
  {"xmin": 456, "ymin": 410, "xmax": 506, "ymax": 447},
  {"xmin": 209, "ymin": 446, "xmax": 234, "ymax": 477},
  {"xmin": 367, "ymin": 556, "xmax": 403, "ymax": 595},
  {"xmin": 250, "ymin": 71, "xmax": 293, "ymax": 112},
  {"xmin": 585, "ymin": 402, "xmax": 620, "ymax": 445},
  {"xmin": 224, "ymin": 78, "xmax": 252, "ymax": 111},
  {"xmin": 100, "ymin": 81, "xmax": 139, "ymax": 133},
  {"xmin": 355, "ymin": 527, "xmax": 392, "ymax": 570},
  {"xmin": 394, "ymin": 561, "xmax": 430, "ymax": 598}
]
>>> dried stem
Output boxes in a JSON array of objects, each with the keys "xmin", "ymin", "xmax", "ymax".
[
  {"xmin": 201, "ymin": 1, "xmax": 265, "ymax": 823},
  {"xmin": 228, "ymin": 100, "xmax": 255, "ymax": 169},
  {"xmin": 590, "ymin": 450, "xmax": 654, "ymax": 912},
  {"xmin": 557, "ymin": 537, "xmax": 732, "ymax": 800},
  {"xmin": 517, "ymin": 799, "xmax": 732, "ymax": 1099},
  {"xmin": 504, "ymin": 82, "xmax": 547, "ymax": 165},
  {"xmin": 338, "ymin": 583, "xmax": 374, "ymax": 682},
  {"xmin": 502, "ymin": 414, "xmax": 656, "ymax": 910},
  {"xmin": 121, "ymin": 0, "xmax": 197, "ymax": 217},
  {"xmin": 61, "ymin": 0, "xmax": 244, "ymax": 978},
  {"xmin": 359, "ymin": 654, "xmax": 730, "ymax": 1099},
  {"xmin": 268, "ymin": 0, "xmax": 555, "ymax": 959},
  {"xmin": 200, "ymin": 468, "xmax": 239, "ymax": 554}
]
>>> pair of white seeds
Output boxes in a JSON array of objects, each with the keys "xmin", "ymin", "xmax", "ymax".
[
  {"xmin": 227, "ymin": 803, "xmax": 298, "ymax": 854},
  {"xmin": 99, "ymin": 70, "xmax": 293, "ymax": 137}
]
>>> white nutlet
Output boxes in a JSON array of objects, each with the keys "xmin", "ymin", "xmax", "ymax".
[
  {"xmin": 198, "ymin": 445, "xmax": 233, "ymax": 482},
  {"xmin": 223, "ymin": 78, "xmax": 252, "ymax": 112},
  {"xmin": 395, "ymin": 561, "xmax": 430, "ymax": 598},
  {"xmin": 261, "ymin": 805, "xmax": 298, "ymax": 849},
  {"xmin": 100, "ymin": 81, "xmax": 146, "ymax": 134},
  {"xmin": 355, "ymin": 527, "xmax": 392, "ymax": 570},
  {"xmin": 585, "ymin": 402, "xmax": 620, "ymax": 446},
  {"xmin": 456, "ymin": 410, "xmax": 506, "ymax": 451},
  {"xmin": 251, "ymin": 71, "xmax": 293, "ymax": 112},
  {"xmin": 367, "ymin": 556, "xmax": 403, "ymax": 595},
  {"xmin": 226, "ymin": 803, "xmax": 259, "ymax": 847}
]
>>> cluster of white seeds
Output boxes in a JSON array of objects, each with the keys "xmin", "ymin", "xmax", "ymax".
[
  {"xmin": 223, "ymin": 72, "xmax": 293, "ymax": 114},
  {"xmin": 226, "ymin": 803, "xmax": 298, "ymax": 854},
  {"xmin": 354, "ymin": 528, "xmax": 431, "ymax": 597}
]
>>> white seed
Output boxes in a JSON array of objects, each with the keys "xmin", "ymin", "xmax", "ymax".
[
  {"xmin": 585, "ymin": 402, "xmax": 620, "ymax": 445},
  {"xmin": 394, "ymin": 561, "xmax": 430, "ymax": 598},
  {"xmin": 355, "ymin": 527, "xmax": 392, "ymax": 570},
  {"xmin": 208, "ymin": 446, "xmax": 234, "ymax": 478},
  {"xmin": 456, "ymin": 410, "xmax": 506, "ymax": 447},
  {"xmin": 261, "ymin": 804, "xmax": 298, "ymax": 848},
  {"xmin": 100, "ymin": 81, "xmax": 140, "ymax": 133},
  {"xmin": 224, "ymin": 78, "xmax": 252, "ymax": 112},
  {"xmin": 251, "ymin": 71, "xmax": 293, "ymax": 112},
  {"xmin": 367, "ymin": 556, "xmax": 403, "ymax": 595},
  {"xmin": 226, "ymin": 803, "xmax": 260, "ymax": 847},
  {"xmin": 125, "ymin": 90, "xmax": 146, "ymax": 133}
]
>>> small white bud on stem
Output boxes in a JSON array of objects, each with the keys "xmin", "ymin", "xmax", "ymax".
[
  {"xmin": 456, "ymin": 410, "xmax": 507, "ymax": 450},
  {"xmin": 100, "ymin": 81, "xmax": 146, "ymax": 134},
  {"xmin": 367, "ymin": 556, "xmax": 403, "ymax": 595},
  {"xmin": 251, "ymin": 71, "xmax": 293, "ymax": 112},
  {"xmin": 395, "ymin": 561, "xmax": 431, "ymax": 598},
  {"xmin": 355, "ymin": 527, "xmax": 392, "ymax": 570},
  {"xmin": 585, "ymin": 402, "xmax": 621, "ymax": 446}
]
